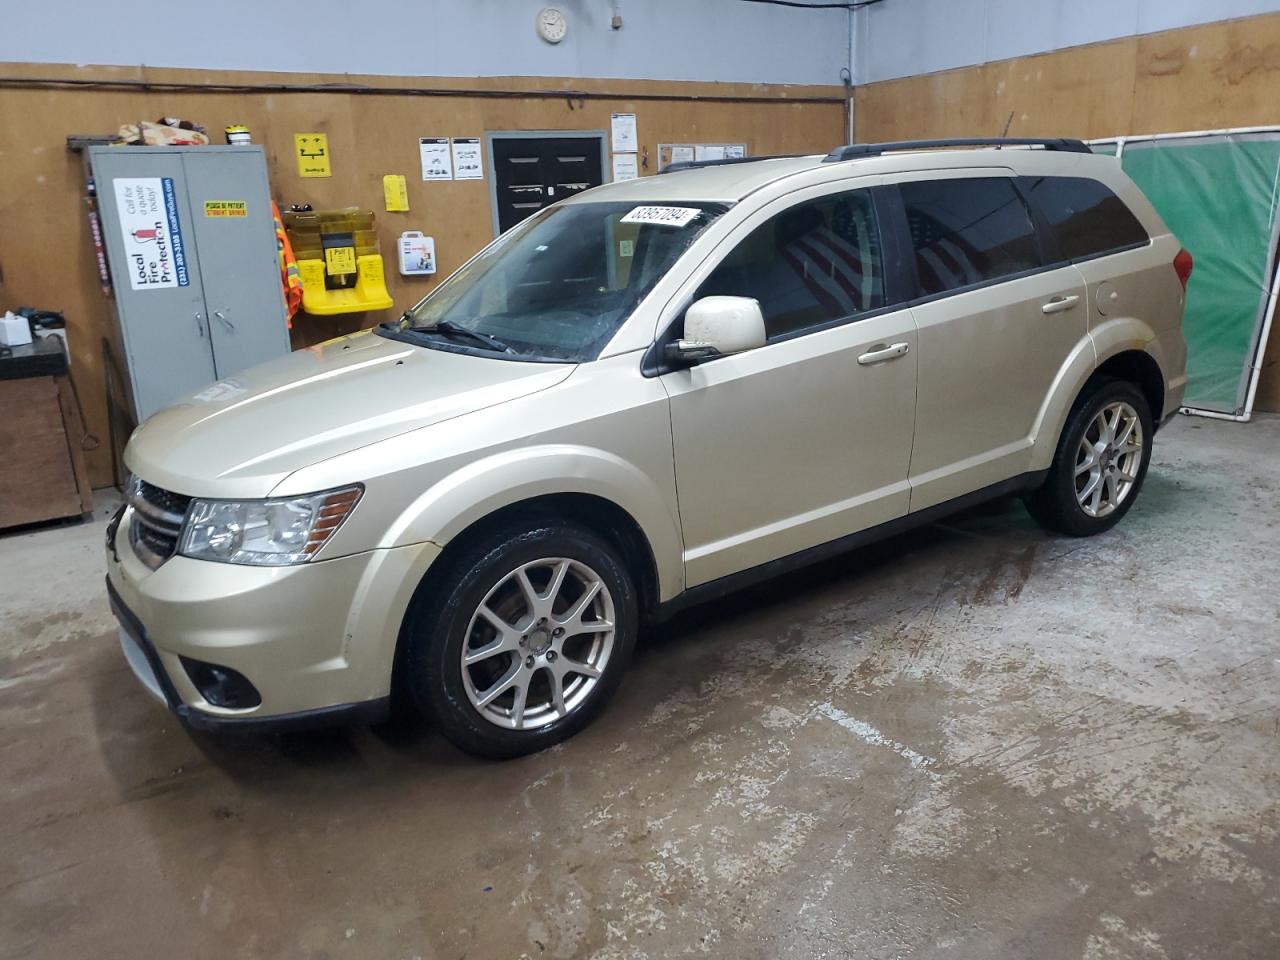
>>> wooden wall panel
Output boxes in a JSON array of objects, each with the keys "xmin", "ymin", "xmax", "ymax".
[
  {"xmin": 0, "ymin": 66, "xmax": 844, "ymax": 486},
  {"xmin": 856, "ymin": 11, "xmax": 1280, "ymax": 413}
]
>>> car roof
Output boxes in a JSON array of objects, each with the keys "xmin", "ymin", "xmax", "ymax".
[
  {"xmin": 565, "ymin": 155, "xmax": 827, "ymax": 205},
  {"xmin": 564, "ymin": 143, "xmax": 1123, "ymax": 207}
]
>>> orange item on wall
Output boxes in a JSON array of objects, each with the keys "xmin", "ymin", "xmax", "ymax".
[{"xmin": 272, "ymin": 201, "xmax": 304, "ymax": 325}]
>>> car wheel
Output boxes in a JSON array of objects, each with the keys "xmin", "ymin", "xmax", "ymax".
[
  {"xmin": 1026, "ymin": 378, "xmax": 1153, "ymax": 537},
  {"xmin": 406, "ymin": 522, "xmax": 637, "ymax": 759}
]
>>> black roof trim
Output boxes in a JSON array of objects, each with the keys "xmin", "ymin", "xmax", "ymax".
[
  {"xmin": 823, "ymin": 138, "xmax": 1092, "ymax": 162},
  {"xmin": 659, "ymin": 154, "xmax": 800, "ymax": 174}
]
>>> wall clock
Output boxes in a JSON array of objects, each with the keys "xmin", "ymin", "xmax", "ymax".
[{"xmin": 537, "ymin": 7, "xmax": 568, "ymax": 44}]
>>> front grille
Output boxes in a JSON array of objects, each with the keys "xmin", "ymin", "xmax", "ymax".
[{"xmin": 126, "ymin": 476, "xmax": 192, "ymax": 569}]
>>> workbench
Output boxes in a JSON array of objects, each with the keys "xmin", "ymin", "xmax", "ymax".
[{"xmin": 0, "ymin": 337, "xmax": 93, "ymax": 530}]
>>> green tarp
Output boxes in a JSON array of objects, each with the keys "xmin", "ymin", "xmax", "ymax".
[{"xmin": 1098, "ymin": 134, "xmax": 1280, "ymax": 415}]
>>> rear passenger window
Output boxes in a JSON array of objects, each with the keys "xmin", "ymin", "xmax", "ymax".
[
  {"xmin": 1021, "ymin": 176, "xmax": 1149, "ymax": 262},
  {"xmin": 900, "ymin": 177, "xmax": 1042, "ymax": 296},
  {"xmin": 696, "ymin": 189, "xmax": 885, "ymax": 340}
]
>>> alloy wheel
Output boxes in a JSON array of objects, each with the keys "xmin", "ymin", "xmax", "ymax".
[
  {"xmin": 1075, "ymin": 400, "xmax": 1144, "ymax": 518},
  {"xmin": 460, "ymin": 557, "xmax": 616, "ymax": 730}
]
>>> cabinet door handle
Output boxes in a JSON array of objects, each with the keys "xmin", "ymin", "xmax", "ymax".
[
  {"xmin": 194, "ymin": 312, "xmax": 205, "ymax": 338},
  {"xmin": 213, "ymin": 310, "xmax": 235, "ymax": 332},
  {"xmin": 857, "ymin": 342, "xmax": 910, "ymax": 365}
]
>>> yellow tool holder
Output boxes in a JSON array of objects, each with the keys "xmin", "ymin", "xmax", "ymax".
[{"xmin": 283, "ymin": 208, "xmax": 394, "ymax": 315}]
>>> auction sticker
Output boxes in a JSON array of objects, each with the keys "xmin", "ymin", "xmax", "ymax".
[
  {"xmin": 620, "ymin": 206, "xmax": 702, "ymax": 228},
  {"xmin": 192, "ymin": 379, "xmax": 246, "ymax": 403},
  {"xmin": 113, "ymin": 177, "xmax": 190, "ymax": 290}
]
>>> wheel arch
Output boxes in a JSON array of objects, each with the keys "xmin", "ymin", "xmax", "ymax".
[
  {"xmin": 1089, "ymin": 317, "xmax": 1170, "ymax": 426},
  {"xmin": 389, "ymin": 490, "xmax": 665, "ymax": 711},
  {"xmin": 382, "ymin": 443, "xmax": 681, "ymax": 584},
  {"xmin": 1093, "ymin": 348, "xmax": 1165, "ymax": 425},
  {"xmin": 1030, "ymin": 319, "xmax": 1167, "ymax": 472},
  {"xmin": 422, "ymin": 491, "xmax": 663, "ymax": 617}
]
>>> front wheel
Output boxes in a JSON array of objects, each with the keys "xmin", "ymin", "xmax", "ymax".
[
  {"xmin": 405, "ymin": 522, "xmax": 637, "ymax": 759},
  {"xmin": 1026, "ymin": 378, "xmax": 1153, "ymax": 537}
]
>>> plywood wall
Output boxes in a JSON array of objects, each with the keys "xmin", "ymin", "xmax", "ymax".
[
  {"xmin": 855, "ymin": 11, "xmax": 1280, "ymax": 413},
  {"xmin": 0, "ymin": 64, "xmax": 845, "ymax": 487}
]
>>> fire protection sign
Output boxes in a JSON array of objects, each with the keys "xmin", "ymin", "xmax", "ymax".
[{"xmin": 112, "ymin": 177, "xmax": 190, "ymax": 290}]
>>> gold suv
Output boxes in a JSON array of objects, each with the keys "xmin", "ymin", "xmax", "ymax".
[{"xmin": 107, "ymin": 138, "xmax": 1190, "ymax": 757}]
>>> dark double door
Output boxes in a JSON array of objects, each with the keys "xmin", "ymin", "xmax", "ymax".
[{"xmin": 491, "ymin": 135, "xmax": 604, "ymax": 233}]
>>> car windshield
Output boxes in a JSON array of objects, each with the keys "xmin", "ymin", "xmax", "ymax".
[{"xmin": 385, "ymin": 200, "xmax": 725, "ymax": 362}]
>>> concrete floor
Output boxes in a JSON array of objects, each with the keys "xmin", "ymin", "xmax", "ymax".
[{"xmin": 1, "ymin": 415, "xmax": 1277, "ymax": 960}]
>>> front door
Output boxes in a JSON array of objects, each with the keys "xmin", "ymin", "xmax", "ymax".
[
  {"xmin": 662, "ymin": 185, "xmax": 918, "ymax": 587},
  {"xmin": 490, "ymin": 134, "xmax": 605, "ymax": 234}
]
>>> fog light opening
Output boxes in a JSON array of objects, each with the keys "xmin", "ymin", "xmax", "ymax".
[{"xmin": 180, "ymin": 657, "xmax": 262, "ymax": 710}]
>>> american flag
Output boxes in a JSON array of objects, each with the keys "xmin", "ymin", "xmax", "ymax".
[{"xmin": 781, "ymin": 223, "xmax": 877, "ymax": 318}]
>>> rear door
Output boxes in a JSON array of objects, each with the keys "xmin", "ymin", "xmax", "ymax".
[{"xmin": 887, "ymin": 171, "xmax": 1088, "ymax": 510}]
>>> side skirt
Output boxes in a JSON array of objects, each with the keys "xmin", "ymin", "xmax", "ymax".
[{"xmin": 653, "ymin": 470, "xmax": 1048, "ymax": 623}]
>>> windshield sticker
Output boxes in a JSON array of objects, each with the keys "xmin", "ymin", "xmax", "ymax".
[{"xmin": 620, "ymin": 206, "xmax": 702, "ymax": 228}]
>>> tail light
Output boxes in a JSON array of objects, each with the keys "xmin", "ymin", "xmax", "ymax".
[{"xmin": 1173, "ymin": 248, "xmax": 1194, "ymax": 292}]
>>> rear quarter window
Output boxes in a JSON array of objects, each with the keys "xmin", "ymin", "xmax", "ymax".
[{"xmin": 1021, "ymin": 176, "xmax": 1149, "ymax": 262}]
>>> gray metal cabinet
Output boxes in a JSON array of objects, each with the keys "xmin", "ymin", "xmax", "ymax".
[{"xmin": 90, "ymin": 145, "xmax": 289, "ymax": 421}]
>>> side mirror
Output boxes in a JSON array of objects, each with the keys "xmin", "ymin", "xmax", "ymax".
[{"xmin": 665, "ymin": 296, "xmax": 766, "ymax": 366}]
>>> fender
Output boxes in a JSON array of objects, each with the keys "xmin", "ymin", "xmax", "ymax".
[
  {"xmin": 1091, "ymin": 315, "xmax": 1170, "ymax": 373},
  {"xmin": 1028, "ymin": 315, "xmax": 1164, "ymax": 471},
  {"xmin": 380, "ymin": 444, "xmax": 685, "ymax": 602}
]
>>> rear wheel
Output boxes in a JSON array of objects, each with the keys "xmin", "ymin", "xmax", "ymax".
[
  {"xmin": 1026, "ymin": 378, "xmax": 1153, "ymax": 537},
  {"xmin": 406, "ymin": 522, "xmax": 637, "ymax": 759}
]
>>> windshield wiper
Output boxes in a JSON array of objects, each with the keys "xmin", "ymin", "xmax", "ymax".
[{"xmin": 415, "ymin": 318, "xmax": 515, "ymax": 355}]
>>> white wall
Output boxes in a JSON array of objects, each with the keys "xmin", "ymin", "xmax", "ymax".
[
  {"xmin": 854, "ymin": 0, "xmax": 1280, "ymax": 83},
  {"xmin": 1, "ymin": 0, "xmax": 850, "ymax": 87}
]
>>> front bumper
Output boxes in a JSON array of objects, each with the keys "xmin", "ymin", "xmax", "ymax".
[
  {"xmin": 107, "ymin": 506, "xmax": 440, "ymax": 732},
  {"xmin": 109, "ymin": 577, "xmax": 389, "ymax": 732}
]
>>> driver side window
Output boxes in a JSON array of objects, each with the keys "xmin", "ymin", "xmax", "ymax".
[{"xmin": 695, "ymin": 189, "xmax": 885, "ymax": 340}]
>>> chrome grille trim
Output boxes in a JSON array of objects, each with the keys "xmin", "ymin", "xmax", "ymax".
[
  {"xmin": 126, "ymin": 475, "xmax": 192, "ymax": 569},
  {"xmin": 126, "ymin": 488, "xmax": 186, "ymax": 527}
]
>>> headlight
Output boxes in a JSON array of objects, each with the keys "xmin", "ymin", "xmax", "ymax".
[{"xmin": 179, "ymin": 485, "xmax": 362, "ymax": 566}]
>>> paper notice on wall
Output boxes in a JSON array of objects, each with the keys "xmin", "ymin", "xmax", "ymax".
[
  {"xmin": 383, "ymin": 174, "xmax": 410, "ymax": 211},
  {"xmin": 451, "ymin": 137, "xmax": 483, "ymax": 180},
  {"xmin": 612, "ymin": 153, "xmax": 639, "ymax": 182},
  {"xmin": 724, "ymin": 144, "xmax": 746, "ymax": 158},
  {"xmin": 419, "ymin": 137, "xmax": 453, "ymax": 180},
  {"xmin": 611, "ymin": 113, "xmax": 638, "ymax": 153},
  {"xmin": 112, "ymin": 177, "xmax": 190, "ymax": 291},
  {"xmin": 294, "ymin": 133, "xmax": 331, "ymax": 178},
  {"xmin": 695, "ymin": 144, "xmax": 726, "ymax": 162},
  {"xmin": 670, "ymin": 145, "xmax": 695, "ymax": 164}
]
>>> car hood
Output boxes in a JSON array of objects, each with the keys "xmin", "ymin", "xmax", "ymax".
[{"xmin": 125, "ymin": 330, "xmax": 575, "ymax": 498}]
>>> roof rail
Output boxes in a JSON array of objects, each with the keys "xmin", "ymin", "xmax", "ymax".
[
  {"xmin": 659, "ymin": 154, "xmax": 799, "ymax": 174},
  {"xmin": 822, "ymin": 137, "xmax": 1092, "ymax": 162}
]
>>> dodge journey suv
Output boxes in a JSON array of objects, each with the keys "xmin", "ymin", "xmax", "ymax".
[{"xmin": 108, "ymin": 137, "xmax": 1189, "ymax": 758}]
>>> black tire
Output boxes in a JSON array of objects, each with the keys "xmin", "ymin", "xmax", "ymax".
[
  {"xmin": 405, "ymin": 521, "xmax": 638, "ymax": 760},
  {"xmin": 1025, "ymin": 377, "xmax": 1154, "ymax": 537}
]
